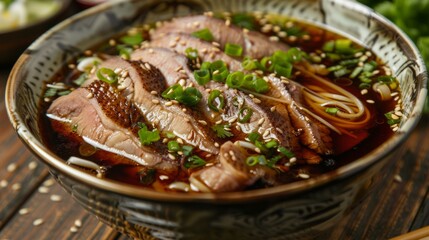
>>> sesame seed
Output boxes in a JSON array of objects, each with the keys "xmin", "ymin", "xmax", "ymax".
[
  {"xmin": 263, "ymin": 130, "xmax": 270, "ymax": 138},
  {"xmin": 74, "ymin": 219, "xmax": 82, "ymax": 227},
  {"xmin": 270, "ymin": 106, "xmax": 276, "ymax": 112},
  {"xmin": 168, "ymin": 153, "xmax": 176, "ymax": 160},
  {"xmin": 182, "ymin": 108, "xmax": 187, "ymax": 112},
  {"xmin": 212, "ymin": 42, "xmax": 221, "ymax": 47},
  {"xmin": 395, "ymin": 111, "xmax": 403, "ymax": 117},
  {"xmin": 254, "ymin": 148, "xmax": 261, "ymax": 153},
  {"xmin": 187, "ymin": 132, "xmax": 193, "ymax": 140},
  {"xmin": 242, "ymin": 28, "xmax": 249, "ymax": 34},
  {"xmin": 0, "ymin": 180, "xmax": 8, "ymax": 188},
  {"xmin": 212, "ymin": 70, "xmax": 220, "ymax": 75},
  {"xmin": 162, "ymin": 138, "xmax": 168, "ymax": 144},
  {"xmin": 70, "ymin": 226, "xmax": 78, "ymax": 233},
  {"xmin": 288, "ymin": 36, "xmax": 298, "ymax": 42},
  {"xmin": 109, "ymin": 39, "xmax": 116, "ymax": 46},
  {"xmin": 19, "ymin": 208, "xmax": 30, "ymax": 215},
  {"xmin": 391, "ymin": 114, "xmax": 399, "ymax": 120},
  {"xmin": 43, "ymin": 179, "xmax": 55, "ymax": 187},
  {"xmin": 361, "ymin": 89, "xmax": 368, "ymax": 95},
  {"xmin": 150, "ymin": 90, "xmax": 158, "ymax": 95},
  {"xmin": 269, "ymin": 36, "xmax": 279, "ymax": 42},
  {"xmin": 289, "ymin": 157, "xmax": 297, "ymax": 163},
  {"xmin": 12, "ymin": 183, "xmax": 21, "ymax": 191},
  {"xmin": 159, "ymin": 175, "xmax": 169, "ymax": 180},
  {"xmin": 258, "ymin": 118, "xmax": 265, "ymax": 125},
  {"xmin": 366, "ymin": 99, "xmax": 375, "ymax": 104},
  {"xmin": 235, "ymin": 125, "xmax": 241, "ymax": 131},
  {"xmin": 394, "ymin": 174, "xmax": 402, "ymax": 183},
  {"xmin": 228, "ymin": 117, "xmax": 238, "ymax": 124},
  {"xmin": 198, "ymin": 120, "xmax": 208, "ymax": 125},
  {"xmin": 38, "ymin": 186, "xmax": 49, "ymax": 193},
  {"xmin": 298, "ymin": 173, "xmax": 310, "ymax": 179},
  {"xmin": 278, "ymin": 31, "xmax": 287, "ymax": 38},
  {"xmin": 86, "ymin": 93, "xmax": 93, "ymax": 99},
  {"xmin": 177, "ymin": 138, "xmax": 184, "ymax": 144},
  {"xmin": 7, "ymin": 163, "xmax": 17, "ymax": 172},
  {"xmin": 392, "ymin": 126, "xmax": 399, "ymax": 132},
  {"xmin": 225, "ymin": 19, "xmax": 231, "ymax": 26},
  {"xmin": 50, "ymin": 194, "xmax": 62, "ymax": 202},
  {"xmin": 33, "ymin": 219, "xmax": 44, "ymax": 226},
  {"xmin": 177, "ymin": 151, "xmax": 183, "ymax": 156},
  {"xmin": 151, "ymin": 99, "xmax": 160, "ymax": 104},
  {"xmin": 68, "ymin": 64, "xmax": 76, "ymax": 69},
  {"xmin": 165, "ymin": 101, "xmax": 173, "ymax": 106},
  {"xmin": 215, "ymin": 120, "xmax": 223, "ymax": 125},
  {"xmin": 391, "ymin": 92, "xmax": 399, "ymax": 97},
  {"xmin": 148, "ymin": 48, "xmax": 154, "ymax": 53},
  {"xmin": 252, "ymin": 98, "xmax": 261, "ymax": 104},
  {"xmin": 215, "ymin": 142, "xmax": 220, "ymax": 147}
]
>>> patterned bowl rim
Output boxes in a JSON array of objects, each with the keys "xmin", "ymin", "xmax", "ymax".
[{"xmin": 6, "ymin": 0, "xmax": 428, "ymax": 203}]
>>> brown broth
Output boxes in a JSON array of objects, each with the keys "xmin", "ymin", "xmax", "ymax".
[{"xmin": 39, "ymin": 13, "xmax": 398, "ymax": 192}]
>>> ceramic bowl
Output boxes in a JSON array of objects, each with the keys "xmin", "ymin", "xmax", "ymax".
[
  {"xmin": 5, "ymin": 0, "xmax": 427, "ymax": 239},
  {"xmin": 0, "ymin": 0, "xmax": 72, "ymax": 66}
]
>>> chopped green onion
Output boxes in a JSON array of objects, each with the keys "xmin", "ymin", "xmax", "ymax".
[
  {"xmin": 359, "ymin": 82, "xmax": 371, "ymax": 89},
  {"xmin": 363, "ymin": 61, "xmax": 378, "ymax": 72},
  {"xmin": 259, "ymin": 56, "xmax": 272, "ymax": 71},
  {"xmin": 168, "ymin": 141, "xmax": 181, "ymax": 152},
  {"xmin": 117, "ymin": 45, "xmax": 133, "ymax": 59},
  {"xmin": 226, "ymin": 71, "xmax": 244, "ymax": 89},
  {"xmin": 182, "ymin": 145, "xmax": 194, "ymax": 157},
  {"xmin": 177, "ymin": 87, "xmax": 202, "ymax": 107},
  {"xmin": 278, "ymin": 146, "xmax": 294, "ymax": 158},
  {"xmin": 200, "ymin": 61, "xmax": 211, "ymax": 70},
  {"xmin": 73, "ymin": 73, "xmax": 88, "ymax": 86},
  {"xmin": 242, "ymin": 58, "xmax": 259, "ymax": 70},
  {"xmin": 191, "ymin": 28, "xmax": 214, "ymax": 42},
  {"xmin": 138, "ymin": 123, "xmax": 160, "ymax": 145},
  {"xmin": 208, "ymin": 90, "xmax": 225, "ymax": 112},
  {"xmin": 333, "ymin": 68, "xmax": 351, "ymax": 78},
  {"xmin": 246, "ymin": 156, "xmax": 259, "ymax": 166},
  {"xmin": 162, "ymin": 84, "xmax": 202, "ymax": 107},
  {"xmin": 96, "ymin": 67, "xmax": 118, "ymax": 84},
  {"xmin": 194, "ymin": 69, "xmax": 211, "ymax": 85},
  {"xmin": 248, "ymin": 132, "xmax": 260, "ymax": 143},
  {"xmin": 265, "ymin": 139, "xmax": 278, "ymax": 149},
  {"xmin": 238, "ymin": 107, "xmax": 253, "ymax": 123},
  {"xmin": 165, "ymin": 132, "xmax": 176, "ymax": 139},
  {"xmin": 340, "ymin": 58, "xmax": 359, "ymax": 67},
  {"xmin": 231, "ymin": 13, "xmax": 255, "ymax": 30},
  {"xmin": 350, "ymin": 66, "xmax": 363, "ymax": 79},
  {"xmin": 255, "ymin": 140, "xmax": 268, "ymax": 153},
  {"xmin": 184, "ymin": 155, "xmax": 207, "ymax": 169},
  {"xmin": 335, "ymin": 39, "xmax": 353, "ymax": 54},
  {"xmin": 58, "ymin": 90, "xmax": 71, "ymax": 96},
  {"xmin": 44, "ymin": 88, "xmax": 57, "ymax": 98},
  {"xmin": 225, "ymin": 43, "xmax": 243, "ymax": 57},
  {"xmin": 185, "ymin": 47, "xmax": 199, "ymax": 60},
  {"xmin": 274, "ymin": 63, "xmax": 293, "ymax": 78},
  {"xmin": 120, "ymin": 33, "xmax": 144, "ymax": 46},
  {"xmin": 252, "ymin": 77, "xmax": 269, "ymax": 93},
  {"xmin": 385, "ymin": 112, "xmax": 401, "ymax": 126},
  {"xmin": 325, "ymin": 107, "xmax": 339, "ymax": 115},
  {"xmin": 210, "ymin": 60, "xmax": 229, "ymax": 82}
]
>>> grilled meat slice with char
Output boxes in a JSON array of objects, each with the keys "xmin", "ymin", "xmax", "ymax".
[
  {"xmin": 47, "ymin": 81, "xmax": 173, "ymax": 169},
  {"xmin": 151, "ymin": 15, "xmax": 289, "ymax": 59},
  {"xmin": 83, "ymin": 57, "xmax": 219, "ymax": 154}
]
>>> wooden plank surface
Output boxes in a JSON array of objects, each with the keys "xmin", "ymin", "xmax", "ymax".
[{"xmin": 1, "ymin": 70, "xmax": 429, "ymax": 239}]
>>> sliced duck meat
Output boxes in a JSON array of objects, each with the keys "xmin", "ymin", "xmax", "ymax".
[
  {"xmin": 47, "ymin": 81, "xmax": 169, "ymax": 168},
  {"xmin": 83, "ymin": 57, "xmax": 219, "ymax": 154},
  {"xmin": 189, "ymin": 141, "xmax": 268, "ymax": 192},
  {"xmin": 152, "ymin": 15, "xmax": 289, "ymax": 59},
  {"xmin": 268, "ymin": 75, "xmax": 333, "ymax": 156},
  {"xmin": 149, "ymin": 32, "xmax": 242, "ymax": 71}
]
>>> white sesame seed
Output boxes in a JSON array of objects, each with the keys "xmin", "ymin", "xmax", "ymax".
[
  {"xmin": 391, "ymin": 114, "xmax": 399, "ymax": 120},
  {"xmin": 43, "ymin": 179, "xmax": 55, "ymax": 187},
  {"xmin": 360, "ymin": 89, "xmax": 368, "ymax": 95},
  {"xmin": 162, "ymin": 138, "xmax": 168, "ymax": 144},
  {"xmin": 12, "ymin": 183, "xmax": 21, "ymax": 191},
  {"xmin": 228, "ymin": 117, "xmax": 238, "ymax": 124},
  {"xmin": 263, "ymin": 130, "xmax": 270, "ymax": 138},
  {"xmin": 168, "ymin": 153, "xmax": 176, "ymax": 160},
  {"xmin": 70, "ymin": 226, "xmax": 78, "ymax": 233},
  {"xmin": 298, "ymin": 173, "xmax": 310, "ymax": 179},
  {"xmin": 86, "ymin": 93, "xmax": 93, "ymax": 99},
  {"xmin": 177, "ymin": 138, "xmax": 184, "ymax": 144},
  {"xmin": 214, "ymin": 142, "xmax": 220, "ymax": 148},
  {"xmin": 252, "ymin": 98, "xmax": 261, "ymax": 104},
  {"xmin": 28, "ymin": 161, "xmax": 38, "ymax": 170},
  {"xmin": 258, "ymin": 118, "xmax": 265, "ymax": 125},
  {"xmin": 7, "ymin": 163, "xmax": 17, "ymax": 172},
  {"xmin": 159, "ymin": 175, "xmax": 169, "ymax": 180},
  {"xmin": 165, "ymin": 101, "xmax": 173, "ymax": 106},
  {"xmin": 366, "ymin": 99, "xmax": 375, "ymax": 104},
  {"xmin": 198, "ymin": 120, "xmax": 208, "ymax": 125},
  {"xmin": 289, "ymin": 157, "xmax": 297, "ymax": 163},
  {"xmin": 0, "ymin": 180, "xmax": 8, "ymax": 188},
  {"xmin": 270, "ymin": 106, "xmax": 276, "ymax": 112},
  {"xmin": 269, "ymin": 36, "xmax": 279, "ymax": 42},
  {"xmin": 394, "ymin": 174, "xmax": 402, "ymax": 183},
  {"xmin": 19, "ymin": 208, "xmax": 30, "ymax": 215},
  {"xmin": 38, "ymin": 186, "xmax": 49, "ymax": 193},
  {"xmin": 254, "ymin": 148, "xmax": 261, "ymax": 153},
  {"xmin": 50, "ymin": 194, "xmax": 62, "ymax": 202},
  {"xmin": 151, "ymin": 99, "xmax": 160, "ymax": 104},
  {"xmin": 391, "ymin": 92, "xmax": 399, "ymax": 97},
  {"xmin": 33, "ymin": 219, "xmax": 44, "ymax": 226},
  {"xmin": 395, "ymin": 111, "xmax": 403, "ymax": 117},
  {"xmin": 392, "ymin": 126, "xmax": 399, "ymax": 132}
]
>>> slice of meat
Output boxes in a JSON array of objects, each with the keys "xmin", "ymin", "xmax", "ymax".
[
  {"xmin": 148, "ymin": 32, "xmax": 242, "ymax": 71},
  {"xmin": 268, "ymin": 75, "xmax": 333, "ymax": 155},
  {"xmin": 47, "ymin": 82, "xmax": 169, "ymax": 168},
  {"xmin": 83, "ymin": 57, "xmax": 219, "ymax": 154},
  {"xmin": 152, "ymin": 15, "xmax": 289, "ymax": 59},
  {"xmin": 189, "ymin": 141, "xmax": 267, "ymax": 192}
]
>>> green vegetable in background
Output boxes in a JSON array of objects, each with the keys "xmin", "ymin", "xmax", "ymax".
[{"xmin": 358, "ymin": 0, "xmax": 429, "ymax": 113}]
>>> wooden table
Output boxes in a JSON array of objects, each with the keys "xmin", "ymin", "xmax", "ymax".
[{"xmin": 1, "ymin": 65, "xmax": 429, "ymax": 239}]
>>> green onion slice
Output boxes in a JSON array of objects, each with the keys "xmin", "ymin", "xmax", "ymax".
[
  {"xmin": 138, "ymin": 123, "xmax": 160, "ymax": 145},
  {"xmin": 168, "ymin": 141, "xmax": 181, "ymax": 152},
  {"xmin": 185, "ymin": 47, "xmax": 199, "ymax": 60},
  {"xmin": 120, "ymin": 33, "xmax": 144, "ymax": 46},
  {"xmin": 246, "ymin": 156, "xmax": 259, "ymax": 166},
  {"xmin": 194, "ymin": 69, "xmax": 211, "ymax": 85},
  {"xmin": 226, "ymin": 71, "xmax": 244, "ymax": 89},
  {"xmin": 210, "ymin": 60, "xmax": 229, "ymax": 82},
  {"xmin": 208, "ymin": 90, "xmax": 225, "ymax": 112},
  {"xmin": 96, "ymin": 67, "xmax": 118, "ymax": 84},
  {"xmin": 238, "ymin": 107, "xmax": 253, "ymax": 123},
  {"xmin": 184, "ymin": 155, "xmax": 207, "ymax": 169},
  {"xmin": 225, "ymin": 43, "xmax": 243, "ymax": 57},
  {"xmin": 191, "ymin": 28, "xmax": 214, "ymax": 42}
]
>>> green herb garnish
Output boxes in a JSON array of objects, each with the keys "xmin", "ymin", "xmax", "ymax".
[
  {"xmin": 191, "ymin": 28, "xmax": 214, "ymax": 42},
  {"xmin": 184, "ymin": 155, "xmax": 206, "ymax": 169},
  {"xmin": 212, "ymin": 124, "xmax": 234, "ymax": 138},
  {"xmin": 137, "ymin": 123, "xmax": 160, "ymax": 145}
]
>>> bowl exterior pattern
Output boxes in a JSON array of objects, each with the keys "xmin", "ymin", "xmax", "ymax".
[{"xmin": 6, "ymin": 0, "xmax": 427, "ymax": 239}]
